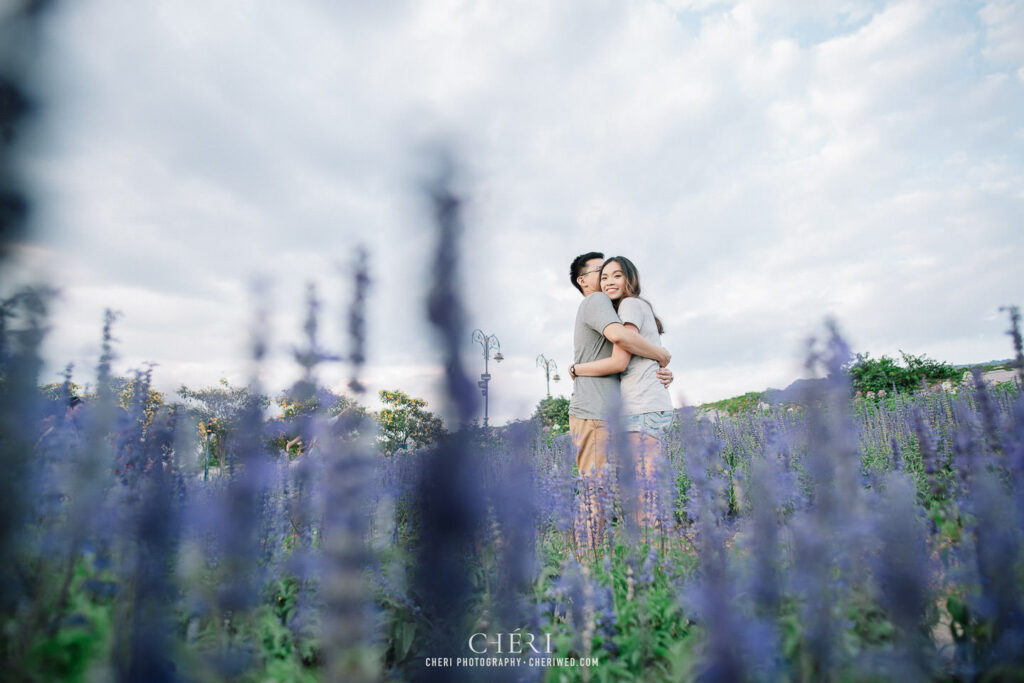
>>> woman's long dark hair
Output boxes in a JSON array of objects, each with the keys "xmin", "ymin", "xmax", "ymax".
[{"xmin": 602, "ymin": 256, "xmax": 665, "ymax": 334}]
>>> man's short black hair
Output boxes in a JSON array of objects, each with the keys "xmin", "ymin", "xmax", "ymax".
[{"xmin": 570, "ymin": 252, "xmax": 604, "ymax": 294}]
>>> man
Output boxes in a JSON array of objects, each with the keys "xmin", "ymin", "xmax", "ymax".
[{"xmin": 567, "ymin": 251, "xmax": 672, "ymax": 476}]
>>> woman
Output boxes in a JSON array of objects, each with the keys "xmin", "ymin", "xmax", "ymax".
[{"xmin": 568, "ymin": 256, "xmax": 673, "ymax": 531}]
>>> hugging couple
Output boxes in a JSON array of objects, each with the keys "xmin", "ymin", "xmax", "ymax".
[{"xmin": 567, "ymin": 252, "xmax": 674, "ymax": 546}]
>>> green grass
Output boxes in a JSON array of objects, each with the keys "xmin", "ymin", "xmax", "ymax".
[{"xmin": 697, "ymin": 391, "xmax": 766, "ymax": 416}]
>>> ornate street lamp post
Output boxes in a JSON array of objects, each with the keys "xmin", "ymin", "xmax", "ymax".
[
  {"xmin": 472, "ymin": 329, "xmax": 503, "ymax": 427},
  {"xmin": 536, "ymin": 354, "xmax": 561, "ymax": 398}
]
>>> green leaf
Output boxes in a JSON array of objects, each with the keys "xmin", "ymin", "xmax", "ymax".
[
  {"xmin": 947, "ymin": 595, "xmax": 968, "ymax": 625},
  {"xmin": 395, "ymin": 620, "xmax": 416, "ymax": 661}
]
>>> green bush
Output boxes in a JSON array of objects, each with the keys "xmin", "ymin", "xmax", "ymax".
[
  {"xmin": 533, "ymin": 395, "xmax": 570, "ymax": 434},
  {"xmin": 845, "ymin": 351, "xmax": 961, "ymax": 394},
  {"xmin": 699, "ymin": 391, "xmax": 764, "ymax": 416}
]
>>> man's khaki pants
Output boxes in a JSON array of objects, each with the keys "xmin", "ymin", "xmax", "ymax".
[
  {"xmin": 569, "ymin": 415, "xmax": 609, "ymax": 475},
  {"xmin": 569, "ymin": 415, "xmax": 610, "ymax": 551}
]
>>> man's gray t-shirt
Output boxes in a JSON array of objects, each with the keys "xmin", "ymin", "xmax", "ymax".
[
  {"xmin": 618, "ymin": 297, "xmax": 673, "ymax": 415},
  {"xmin": 568, "ymin": 292, "xmax": 621, "ymax": 420}
]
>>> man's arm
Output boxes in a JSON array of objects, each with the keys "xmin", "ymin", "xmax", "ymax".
[
  {"xmin": 571, "ymin": 344, "xmax": 631, "ymax": 378},
  {"xmin": 603, "ymin": 322, "xmax": 671, "ymax": 367},
  {"xmin": 572, "ymin": 345, "xmax": 675, "ymax": 386}
]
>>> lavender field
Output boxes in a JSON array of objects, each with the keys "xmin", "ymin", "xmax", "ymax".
[{"xmin": 4, "ymin": 268, "xmax": 1024, "ymax": 683}]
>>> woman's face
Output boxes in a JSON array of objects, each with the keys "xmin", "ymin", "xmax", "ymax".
[{"xmin": 600, "ymin": 260, "xmax": 627, "ymax": 301}]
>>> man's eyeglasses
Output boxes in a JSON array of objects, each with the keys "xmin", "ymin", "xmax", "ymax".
[{"xmin": 579, "ymin": 269, "xmax": 601, "ymax": 277}]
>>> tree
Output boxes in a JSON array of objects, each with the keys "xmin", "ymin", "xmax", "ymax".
[
  {"xmin": 533, "ymin": 395, "xmax": 570, "ymax": 434},
  {"xmin": 375, "ymin": 389, "xmax": 444, "ymax": 455},
  {"xmin": 41, "ymin": 373, "xmax": 164, "ymax": 429},
  {"xmin": 177, "ymin": 378, "xmax": 270, "ymax": 465},
  {"xmin": 116, "ymin": 373, "xmax": 165, "ymax": 431},
  {"xmin": 40, "ymin": 381, "xmax": 83, "ymax": 403},
  {"xmin": 272, "ymin": 388, "xmax": 368, "ymax": 455},
  {"xmin": 845, "ymin": 351, "xmax": 962, "ymax": 395}
]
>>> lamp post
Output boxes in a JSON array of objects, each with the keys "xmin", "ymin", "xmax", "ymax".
[
  {"xmin": 536, "ymin": 354, "xmax": 561, "ymax": 398},
  {"xmin": 203, "ymin": 423, "xmax": 215, "ymax": 481},
  {"xmin": 472, "ymin": 329, "xmax": 503, "ymax": 427}
]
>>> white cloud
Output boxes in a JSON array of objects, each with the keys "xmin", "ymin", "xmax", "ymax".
[
  {"xmin": 980, "ymin": 0, "xmax": 1024, "ymax": 67},
  {"xmin": 6, "ymin": 0, "xmax": 1022, "ymax": 421}
]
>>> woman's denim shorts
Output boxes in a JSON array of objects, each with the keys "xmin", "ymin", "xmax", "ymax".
[{"xmin": 623, "ymin": 410, "xmax": 674, "ymax": 435}]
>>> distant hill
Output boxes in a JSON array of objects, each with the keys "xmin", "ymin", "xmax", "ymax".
[
  {"xmin": 697, "ymin": 378, "xmax": 835, "ymax": 415},
  {"xmin": 763, "ymin": 377, "xmax": 829, "ymax": 405},
  {"xmin": 954, "ymin": 358, "xmax": 1014, "ymax": 370},
  {"xmin": 699, "ymin": 359, "xmax": 1021, "ymax": 415}
]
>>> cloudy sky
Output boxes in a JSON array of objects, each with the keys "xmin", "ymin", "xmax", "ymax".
[{"xmin": 6, "ymin": 0, "xmax": 1024, "ymax": 423}]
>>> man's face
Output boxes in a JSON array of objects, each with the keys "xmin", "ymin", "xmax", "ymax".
[{"xmin": 577, "ymin": 257, "xmax": 603, "ymax": 295}]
